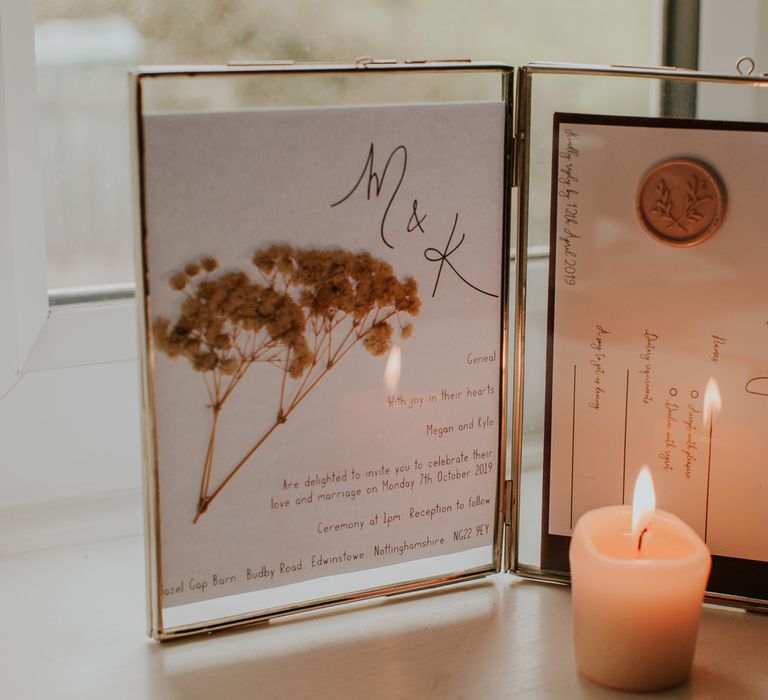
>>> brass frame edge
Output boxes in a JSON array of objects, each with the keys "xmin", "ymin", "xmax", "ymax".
[
  {"xmin": 495, "ymin": 66, "xmax": 516, "ymax": 574},
  {"xmin": 132, "ymin": 60, "xmax": 515, "ymax": 79},
  {"xmin": 155, "ymin": 565, "xmax": 494, "ymax": 641},
  {"xmin": 705, "ymin": 592, "xmax": 768, "ymax": 614},
  {"xmin": 131, "ymin": 71, "xmax": 165, "ymax": 639},
  {"xmin": 512, "ymin": 564, "xmax": 768, "ymax": 615},
  {"xmin": 526, "ymin": 61, "xmax": 768, "ymax": 85},
  {"xmin": 505, "ymin": 66, "xmax": 532, "ymax": 573}
]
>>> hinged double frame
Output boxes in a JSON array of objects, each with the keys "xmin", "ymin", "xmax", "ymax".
[{"xmin": 132, "ymin": 61, "xmax": 768, "ymax": 640}]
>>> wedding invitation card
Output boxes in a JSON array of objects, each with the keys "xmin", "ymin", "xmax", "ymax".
[{"xmin": 142, "ymin": 101, "xmax": 507, "ymax": 613}]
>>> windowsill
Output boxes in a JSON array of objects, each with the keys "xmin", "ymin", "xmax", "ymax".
[
  {"xmin": 0, "ymin": 489, "xmax": 141, "ymax": 558},
  {"xmin": 2, "ymin": 498, "xmax": 767, "ymax": 699}
]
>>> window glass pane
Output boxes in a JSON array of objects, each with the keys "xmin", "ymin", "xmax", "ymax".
[{"xmin": 36, "ymin": 1, "xmax": 655, "ymax": 289}]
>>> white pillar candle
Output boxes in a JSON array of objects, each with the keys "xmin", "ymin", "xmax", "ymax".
[{"xmin": 569, "ymin": 468, "xmax": 711, "ymax": 692}]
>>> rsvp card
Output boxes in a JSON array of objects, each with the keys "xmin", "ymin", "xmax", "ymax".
[{"xmin": 544, "ymin": 114, "xmax": 768, "ymax": 594}]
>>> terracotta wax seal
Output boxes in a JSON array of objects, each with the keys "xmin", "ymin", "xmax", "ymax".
[{"xmin": 636, "ymin": 158, "xmax": 726, "ymax": 247}]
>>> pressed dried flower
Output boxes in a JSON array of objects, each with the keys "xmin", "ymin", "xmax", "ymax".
[
  {"xmin": 153, "ymin": 317, "xmax": 172, "ymax": 353},
  {"xmin": 200, "ymin": 256, "xmax": 219, "ymax": 272},
  {"xmin": 212, "ymin": 334, "xmax": 231, "ymax": 350},
  {"xmin": 169, "ymin": 271, "xmax": 188, "ymax": 291},
  {"xmin": 220, "ymin": 357, "xmax": 239, "ymax": 375},
  {"xmin": 155, "ymin": 244, "xmax": 420, "ymax": 523},
  {"xmin": 362, "ymin": 321, "xmax": 393, "ymax": 356},
  {"xmin": 193, "ymin": 351, "xmax": 218, "ymax": 371}
]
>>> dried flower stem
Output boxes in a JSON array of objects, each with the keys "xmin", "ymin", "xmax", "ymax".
[
  {"xmin": 198, "ymin": 406, "xmax": 220, "ymax": 508},
  {"xmin": 194, "ymin": 308, "xmax": 400, "ymax": 519}
]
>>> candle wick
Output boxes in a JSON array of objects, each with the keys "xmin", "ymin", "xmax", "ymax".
[{"xmin": 637, "ymin": 526, "xmax": 650, "ymax": 552}]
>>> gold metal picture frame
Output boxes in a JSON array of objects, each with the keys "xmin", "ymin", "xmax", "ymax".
[
  {"xmin": 132, "ymin": 61, "xmax": 515, "ymax": 640},
  {"xmin": 133, "ymin": 60, "xmax": 768, "ymax": 641},
  {"xmin": 509, "ymin": 62, "xmax": 768, "ymax": 615}
]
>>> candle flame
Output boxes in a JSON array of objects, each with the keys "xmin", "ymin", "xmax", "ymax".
[
  {"xmin": 703, "ymin": 377, "xmax": 722, "ymax": 426},
  {"xmin": 383, "ymin": 345, "xmax": 401, "ymax": 394},
  {"xmin": 632, "ymin": 466, "xmax": 656, "ymax": 535}
]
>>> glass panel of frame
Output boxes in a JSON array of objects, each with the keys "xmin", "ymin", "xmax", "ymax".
[
  {"xmin": 134, "ymin": 63, "xmax": 513, "ymax": 639},
  {"xmin": 513, "ymin": 64, "xmax": 768, "ymax": 612}
]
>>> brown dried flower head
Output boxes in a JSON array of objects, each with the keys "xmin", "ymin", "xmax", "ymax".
[
  {"xmin": 363, "ymin": 321, "xmax": 393, "ymax": 356},
  {"xmin": 252, "ymin": 245, "xmax": 421, "ymax": 350},
  {"xmin": 169, "ymin": 271, "xmax": 188, "ymax": 291},
  {"xmin": 155, "ymin": 254, "xmax": 312, "ymax": 378},
  {"xmin": 156, "ymin": 246, "xmax": 419, "ymax": 375},
  {"xmin": 200, "ymin": 256, "xmax": 218, "ymax": 272},
  {"xmin": 154, "ymin": 245, "xmax": 421, "ymax": 523}
]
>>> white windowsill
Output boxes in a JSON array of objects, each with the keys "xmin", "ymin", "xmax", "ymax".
[
  {"xmin": 0, "ymin": 489, "xmax": 142, "ymax": 558},
  {"xmin": 2, "ymin": 496, "xmax": 767, "ymax": 699}
]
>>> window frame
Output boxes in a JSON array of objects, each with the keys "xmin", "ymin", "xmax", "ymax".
[
  {"xmin": 0, "ymin": 0, "xmax": 135, "ymax": 400},
  {"xmin": 0, "ymin": 1, "xmax": 712, "ymax": 402}
]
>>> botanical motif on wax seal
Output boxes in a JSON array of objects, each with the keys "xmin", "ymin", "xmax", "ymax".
[{"xmin": 636, "ymin": 158, "xmax": 726, "ymax": 247}]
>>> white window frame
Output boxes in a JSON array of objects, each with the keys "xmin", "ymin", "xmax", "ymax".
[{"xmin": 0, "ymin": 0, "xmax": 135, "ymax": 401}]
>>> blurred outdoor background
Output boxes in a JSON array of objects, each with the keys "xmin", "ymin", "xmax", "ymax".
[{"xmin": 35, "ymin": 1, "xmax": 656, "ymax": 290}]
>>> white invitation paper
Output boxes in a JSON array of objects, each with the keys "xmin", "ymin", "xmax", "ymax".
[{"xmin": 143, "ymin": 102, "xmax": 506, "ymax": 607}]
